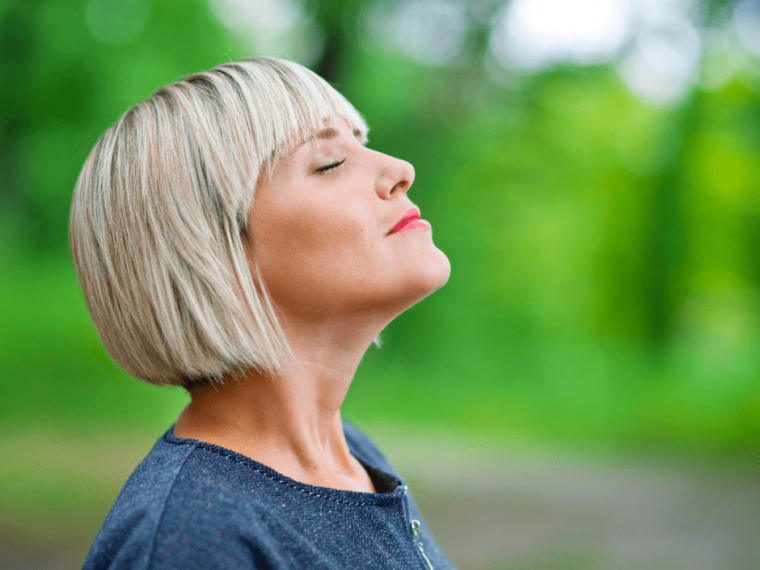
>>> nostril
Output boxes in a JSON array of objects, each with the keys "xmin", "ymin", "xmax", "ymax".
[{"xmin": 390, "ymin": 180, "xmax": 409, "ymax": 196}]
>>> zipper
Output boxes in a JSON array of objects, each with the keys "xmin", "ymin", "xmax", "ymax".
[
  {"xmin": 411, "ymin": 519, "xmax": 435, "ymax": 570},
  {"xmin": 399, "ymin": 485, "xmax": 435, "ymax": 570}
]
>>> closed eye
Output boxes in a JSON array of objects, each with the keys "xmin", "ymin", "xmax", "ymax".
[{"xmin": 316, "ymin": 158, "xmax": 346, "ymax": 174}]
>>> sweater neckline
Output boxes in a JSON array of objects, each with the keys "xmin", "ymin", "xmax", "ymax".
[{"xmin": 163, "ymin": 426, "xmax": 406, "ymax": 506}]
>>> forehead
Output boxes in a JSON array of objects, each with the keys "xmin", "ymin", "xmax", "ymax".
[{"xmin": 298, "ymin": 117, "xmax": 368, "ymax": 150}]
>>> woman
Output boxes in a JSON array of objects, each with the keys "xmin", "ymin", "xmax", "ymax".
[{"xmin": 72, "ymin": 57, "xmax": 453, "ymax": 569}]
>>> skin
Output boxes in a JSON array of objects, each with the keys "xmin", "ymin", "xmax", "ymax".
[{"xmin": 174, "ymin": 118, "xmax": 451, "ymax": 493}]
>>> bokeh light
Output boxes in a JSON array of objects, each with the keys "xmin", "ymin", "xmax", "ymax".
[
  {"xmin": 492, "ymin": 0, "xmax": 633, "ymax": 69},
  {"xmin": 85, "ymin": 0, "xmax": 151, "ymax": 46}
]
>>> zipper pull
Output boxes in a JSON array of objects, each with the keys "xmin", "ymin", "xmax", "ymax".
[{"xmin": 411, "ymin": 520, "xmax": 434, "ymax": 570}]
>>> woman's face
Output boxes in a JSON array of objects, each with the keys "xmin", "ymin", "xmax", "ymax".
[{"xmin": 250, "ymin": 118, "xmax": 450, "ymax": 326}]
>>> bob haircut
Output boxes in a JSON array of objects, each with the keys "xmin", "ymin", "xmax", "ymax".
[{"xmin": 70, "ymin": 58, "xmax": 369, "ymax": 386}]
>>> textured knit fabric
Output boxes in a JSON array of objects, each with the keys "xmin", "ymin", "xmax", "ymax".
[{"xmin": 83, "ymin": 419, "xmax": 457, "ymax": 569}]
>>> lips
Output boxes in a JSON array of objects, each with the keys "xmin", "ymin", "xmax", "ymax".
[{"xmin": 388, "ymin": 207, "xmax": 431, "ymax": 235}]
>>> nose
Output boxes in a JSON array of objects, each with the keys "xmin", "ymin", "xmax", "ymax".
[{"xmin": 376, "ymin": 153, "xmax": 415, "ymax": 200}]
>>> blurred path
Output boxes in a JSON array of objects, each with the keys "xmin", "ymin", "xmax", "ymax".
[
  {"xmin": 1, "ymin": 423, "xmax": 757, "ymax": 570},
  {"xmin": 368, "ymin": 422, "xmax": 760, "ymax": 570}
]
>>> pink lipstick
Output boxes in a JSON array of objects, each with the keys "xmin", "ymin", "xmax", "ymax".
[{"xmin": 388, "ymin": 207, "xmax": 431, "ymax": 235}]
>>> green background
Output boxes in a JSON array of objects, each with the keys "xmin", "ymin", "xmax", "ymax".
[{"xmin": 1, "ymin": 0, "xmax": 758, "ymax": 568}]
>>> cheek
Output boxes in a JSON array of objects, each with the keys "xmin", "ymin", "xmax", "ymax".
[{"xmin": 252, "ymin": 200, "xmax": 374, "ymax": 299}]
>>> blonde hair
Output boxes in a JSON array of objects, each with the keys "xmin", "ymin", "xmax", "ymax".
[{"xmin": 70, "ymin": 58, "xmax": 368, "ymax": 386}]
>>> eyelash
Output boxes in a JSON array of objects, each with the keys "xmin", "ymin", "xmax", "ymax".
[{"xmin": 316, "ymin": 158, "xmax": 346, "ymax": 174}]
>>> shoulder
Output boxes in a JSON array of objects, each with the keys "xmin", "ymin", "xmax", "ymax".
[
  {"xmin": 83, "ymin": 432, "xmax": 195, "ymax": 569},
  {"xmin": 83, "ymin": 430, "xmax": 276, "ymax": 570}
]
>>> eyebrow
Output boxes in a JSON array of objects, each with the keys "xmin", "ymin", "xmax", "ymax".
[
  {"xmin": 309, "ymin": 126, "xmax": 366, "ymax": 144},
  {"xmin": 315, "ymin": 127, "xmax": 340, "ymax": 140},
  {"xmin": 290, "ymin": 125, "xmax": 367, "ymax": 158},
  {"xmin": 290, "ymin": 127, "xmax": 338, "ymax": 153}
]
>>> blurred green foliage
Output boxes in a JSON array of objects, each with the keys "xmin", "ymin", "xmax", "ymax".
[{"xmin": 1, "ymin": 0, "xmax": 759, "ymax": 461}]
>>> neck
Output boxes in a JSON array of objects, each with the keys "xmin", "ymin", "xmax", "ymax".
[{"xmin": 174, "ymin": 313, "xmax": 388, "ymax": 492}]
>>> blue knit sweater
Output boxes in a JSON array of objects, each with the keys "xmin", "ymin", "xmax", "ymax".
[{"xmin": 83, "ymin": 420, "xmax": 457, "ymax": 569}]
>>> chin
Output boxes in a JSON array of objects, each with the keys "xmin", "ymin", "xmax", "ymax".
[
  {"xmin": 426, "ymin": 247, "xmax": 451, "ymax": 290},
  {"xmin": 356, "ymin": 245, "xmax": 451, "ymax": 316},
  {"xmin": 402, "ymin": 246, "xmax": 451, "ymax": 303}
]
